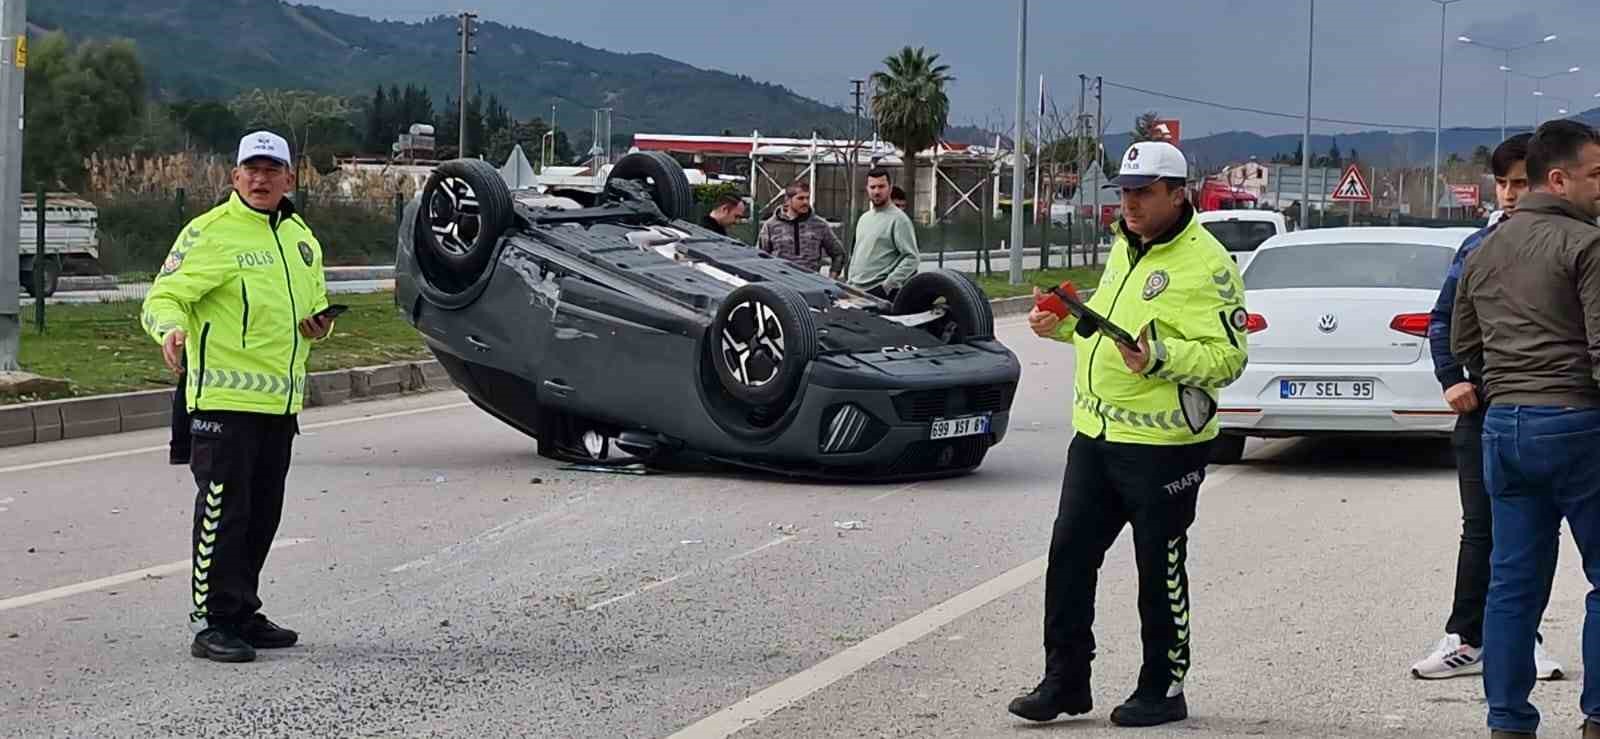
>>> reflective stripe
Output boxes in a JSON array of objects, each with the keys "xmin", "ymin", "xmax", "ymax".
[
  {"xmin": 1075, "ymin": 394, "xmax": 1184, "ymax": 432},
  {"xmin": 199, "ymin": 369, "xmax": 296, "ymax": 396}
]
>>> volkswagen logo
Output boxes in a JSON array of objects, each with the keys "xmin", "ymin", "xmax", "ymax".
[{"xmin": 1316, "ymin": 314, "xmax": 1338, "ymax": 334}]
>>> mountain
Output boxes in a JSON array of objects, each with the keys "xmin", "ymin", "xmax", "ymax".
[
  {"xmin": 27, "ymin": 0, "xmax": 995, "ymax": 147},
  {"xmin": 1102, "ymin": 108, "xmax": 1600, "ymax": 169}
]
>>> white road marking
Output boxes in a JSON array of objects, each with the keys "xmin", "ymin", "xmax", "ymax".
[
  {"xmin": 723, "ymin": 536, "xmax": 794, "ymax": 563},
  {"xmin": 585, "ymin": 574, "xmax": 687, "ymax": 611},
  {"xmin": 666, "ymin": 464, "xmax": 1253, "ymax": 739},
  {"xmin": 586, "ymin": 536, "xmax": 796, "ymax": 612},
  {"xmin": 0, "ymin": 402, "xmax": 471, "ymax": 475},
  {"xmin": 0, "ymin": 537, "xmax": 314, "ymax": 613},
  {"xmin": 868, "ymin": 482, "xmax": 919, "ymax": 503},
  {"xmin": 389, "ymin": 496, "xmax": 593, "ymax": 574}
]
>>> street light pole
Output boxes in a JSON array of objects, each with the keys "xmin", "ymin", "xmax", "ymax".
[
  {"xmin": 0, "ymin": 0, "xmax": 26, "ymax": 371},
  {"xmin": 1458, "ymin": 33, "xmax": 1557, "ymax": 141},
  {"xmin": 1301, "ymin": 0, "xmax": 1313, "ymax": 229},
  {"xmin": 1430, "ymin": 0, "xmax": 1463, "ymax": 220},
  {"xmin": 1008, "ymin": 0, "xmax": 1027, "ymax": 285}
]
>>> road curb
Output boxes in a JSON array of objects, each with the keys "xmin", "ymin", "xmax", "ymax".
[
  {"xmin": 0, "ymin": 286, "xmax": 1094, "ymax": 450},
  {"xmin": 0, "ymin": 358, "xmax": 451, "ymax": 450}
]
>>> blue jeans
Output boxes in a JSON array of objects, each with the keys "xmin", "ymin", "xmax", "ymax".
[{"xmin": 1482, "ymin": 405, "xmax": 1600, "ymax": 733}]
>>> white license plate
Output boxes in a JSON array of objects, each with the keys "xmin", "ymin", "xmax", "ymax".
[
  {"xmin": 930, "ymin": 414, "xmax": 991, "ymax": 440},
  {"xmin": 1280, "ymin": 379, "xmax": 1374, "ymax": 400}
]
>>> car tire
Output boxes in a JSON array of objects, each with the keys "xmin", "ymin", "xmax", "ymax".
[
  {"xmin": 416, "ymin": 158, "xmax": 515, "ymax": 290},
  {"xmin": 710, "ymin": 283, "xmax": 818, "ymax": 407},
  {"xmin": 891, "ymin": 269, "xmax": 994, "ymax": 342},
  {"xmin": 1209, "ymin": 433, "xmax": 1246, "ymax": 465},
  {"xmin": 607, "ymin": 151, "xmax": 694, "ymax": 221}
]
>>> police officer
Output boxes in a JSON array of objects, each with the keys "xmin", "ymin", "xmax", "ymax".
[
  {"xmin": 141, "ymin": 130, "xmax": 335, "ymax": 663},
  {"xmin": 1008, "ymin": 141, "xmax": 1248, "ymax": 727}
]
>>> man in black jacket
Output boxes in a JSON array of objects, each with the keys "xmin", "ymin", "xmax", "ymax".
[{"xmin": 699, "ymin": 193, "xmax": 745, "ymax": 236}]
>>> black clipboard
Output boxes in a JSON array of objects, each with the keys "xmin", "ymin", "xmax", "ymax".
[{"xmin": 1046, "ymin": 286, "xmax": 1141, "ymax": 351}]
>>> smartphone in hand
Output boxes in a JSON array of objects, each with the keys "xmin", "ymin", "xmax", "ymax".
[{"xmin": 315, "ymin": 304, "xmax": 350, "ymax": 320}]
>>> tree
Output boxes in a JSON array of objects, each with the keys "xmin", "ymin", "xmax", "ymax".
[
  {"xmin": 1472, "ymin": 145, "xmax": 1492, "ymax": 169},
  {"xmin": 228, "ymin": 89, "xmax": 351, "ymax": 170},
  {"xmin": 365, "ymin": 85, "xmax": 388, "ymax": 154},
  {"xmin": 22, "ymin": 32, "xmax": 147, "ymax": 189},
  {"xmin": 1131, "ymin": 111, "xmax": 1164, "ymax": 143},
  {"xmin": 1326, "ymin": 140, "xmax": 1342, "ymax": 168},
  {"xmin": 870, "ymin": 46, "xmax": 953, "ymax": 222},
  {"xmin": 169, "ymin": 99, "xmax": 243, "ymax": 154}
]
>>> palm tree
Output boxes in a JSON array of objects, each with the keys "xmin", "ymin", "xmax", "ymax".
[{"xmin": 870, "ymin": 47, "xmax": 954, "ymax": 223}]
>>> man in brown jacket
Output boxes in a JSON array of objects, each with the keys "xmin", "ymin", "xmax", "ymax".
[
  {"xmin": 1452, "ymin": 118, "xmax": 1600, "ymax": 738},
  {"xmin": 757, "ymin": 183, "xmax": 846, "ymax": 277}
]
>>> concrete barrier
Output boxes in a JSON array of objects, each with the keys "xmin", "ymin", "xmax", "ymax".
[
  {"xmin": 0, "ymin": 405, "xmax": 33, "ymax": 447},
  {"xmin": 58, "ymin": 396, "xmax": 122, "ymax": 439},
  {"xmin": 117, "ymin": 389, "xmax": 174, "ymax": 432},
  {"xmin": 306, "ymin": 370, "xmax": 351, "ymax": 407},
  {"xmin": 410, "ymin": 360, "xmax": 450, "ymax": 391},
  {"xmin": 350, "ymin": 364, "xmax": 406, "ymax": 399},
  {"xmin": 32, "ymin": 405, "xmax": 62, "ymax": 443}
]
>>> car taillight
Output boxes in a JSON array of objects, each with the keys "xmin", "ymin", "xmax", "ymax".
[
  {"xmin": 1390, "ymin": 313, "xmax": 1431, "ymax": 337},
  {"xmin": 1245, "ymin": 313, "xmax": 1268, "ymax": 333}
]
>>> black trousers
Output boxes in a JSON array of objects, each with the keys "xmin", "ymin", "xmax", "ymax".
[
  {"xmin": 1444, "ymin": 408, "xmax": 1558, "ymax": 647},
  {"xmin": 1043, "ymin": 432, "xmax": 1212, "ymax": 700},
  {"xmin": 188, "ymin": 410, "xmax": 298, "ymax": 629}
]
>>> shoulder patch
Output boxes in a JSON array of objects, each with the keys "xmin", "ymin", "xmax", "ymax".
[
  {"xmin": 1229, "ymin": 306, "xmax": 1249, "ymax": 332},
  {"xmin": 1142, "ymin": 270, "xmax": 1170, "ymax": 300},
  {"xmin": 298, "ymin": 241, "xmax": 314, "ymax": 267}
]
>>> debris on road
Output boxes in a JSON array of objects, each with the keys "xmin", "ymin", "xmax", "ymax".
[
  {"xmin": 770, "ymin": 523, "xmax": 799, "ymax": 535},
  {"xmin": 562, "ymin": 463, "xmax": 653, "ymax": 476},
  {"xmin": 530, "ymin": 477, "xmax": 543, "ymax": 484},
  {"xmin": 833, "ymin": 520, "xmax": 866, "ymax": 531},
  {"xmin": 680, "ymin": 539, "xmax": 703, "ymax": 545}
]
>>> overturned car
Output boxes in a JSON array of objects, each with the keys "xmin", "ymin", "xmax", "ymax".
[{"xmin": 394, "ymin": 152, "xmax": 1021, "ymax": 481}]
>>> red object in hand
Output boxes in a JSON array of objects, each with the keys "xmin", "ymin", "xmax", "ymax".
[{"xmin": 1035, "ymin": 281, "xmax": 1078, "ymax": 319}]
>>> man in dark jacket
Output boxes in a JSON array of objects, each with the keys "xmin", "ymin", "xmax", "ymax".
[
  {"xmin": 757, "ymin": 182, "xmax": 846, "ymax": 277},
  {"xmin": 1414, "ymin": 133, "xmax": 1562, "ymax": 682},
  {"xmin": 699, "ymin": 193, "xmax": 745, "ymax": 236},
  {"xmin": 1453, "ymin": 118, "xmax": 1600, "ymax": 738}
]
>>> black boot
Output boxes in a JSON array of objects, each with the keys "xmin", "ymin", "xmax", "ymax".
[
  {"xmin": 190, "ymin": 626, "xmax": 256, "ymax": 663},
  {"xmin": 239, "ymin": 614, "xmax": 298, "ymax": 649},
  {"xmin": 1109, "ymin": 693, "xmax": 1187, "ymax": 727},
  {"xmin": 1008, "ymin": 678, "xmax": 1092, "ymax": 722}
]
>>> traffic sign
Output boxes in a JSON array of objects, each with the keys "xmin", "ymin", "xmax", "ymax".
[{"xmin": 1330, "ymin": 164, "xmax": 1371, "ymax": 203}]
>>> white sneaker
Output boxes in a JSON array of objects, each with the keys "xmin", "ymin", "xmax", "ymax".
[
  {"xmin": 1534, "ymin": 638, "xmax": 1564, "ymax": 681},
  {"xmin": 1411, "ymin": 634, "xmax": 1482, "ymax": 679}
]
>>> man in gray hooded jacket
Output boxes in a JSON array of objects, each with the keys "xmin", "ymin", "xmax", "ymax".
[{"xmin": 758, "ymin": 182, "xmax": 846, "ymax": 277}]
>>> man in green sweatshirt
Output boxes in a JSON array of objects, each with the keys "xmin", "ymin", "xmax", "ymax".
[{"xmin": 847, "ymin": 168, "xmax": 919, "ymax": 299}]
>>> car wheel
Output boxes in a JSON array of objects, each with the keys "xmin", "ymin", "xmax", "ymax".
[
  {"xmin": 891, "ymin": 269, "xmax": 994, "ymax": 342},
  {"xmin": 417, "ymin": 158, "xmax": 515, "ymax": 290},
  {"xmin": 607, "ymin": 151, "xmax": 694, "ymax": 221},
  {"xmin": 1209, "ymin": 433, "xmax": 1246, "ymax": 465},
  {"xmin": 710, "ymin": 283, "xmax": 818, "ymax": 407}
]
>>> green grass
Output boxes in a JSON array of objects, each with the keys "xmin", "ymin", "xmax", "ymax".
[
  {"xmin": 968, "ymin": 265, "xmax": 1105, "ymax": 300},
  {"xmin": 8, "ymin": 290, "xmax": 429, "ymax": 403}
]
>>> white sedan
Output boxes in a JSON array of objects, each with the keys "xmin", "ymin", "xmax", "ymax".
[{"xmin": 1211, "ymin": 226, "xmax": 1478, "ymax": 464}]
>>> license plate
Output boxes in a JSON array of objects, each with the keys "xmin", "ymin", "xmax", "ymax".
[
  {"xmin": 930, "ymin": 413, "xmax": 991, "ymax": 440},
  {"xmin": 1280, "ymin": 379, "xmax": 1374, "ymax": 400}
]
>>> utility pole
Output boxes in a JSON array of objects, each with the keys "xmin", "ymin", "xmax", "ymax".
[
  {"xmin": 1093, "ymin": 75, "xmax": 1104, "ymax": 264},
  {"xmin": 1008, "ymin": 0, "xmax": 1027, "ymax": 285},
  {"xmin": 456, "ymin": 11, "xmax": 478, "ymax": 158},
  {"xmin": 1302, "ymin": 0, "xmax": 1314, "ymax": 229},
  {"xmin": 0, "ymin": 0, "xmax": 26, "ymax": 371},
  {"xmin": 848, "ymin": 78, "xmax": 866, "ymax": 254}
]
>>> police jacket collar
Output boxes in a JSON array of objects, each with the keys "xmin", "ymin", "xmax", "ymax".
[
  {"xmin": 1117, "ymin": 202, "xmax": 1195, "ymax": 255},
  {"xmin": 223, "ymin": 190, "xmax": 301, "ymax": 229}
]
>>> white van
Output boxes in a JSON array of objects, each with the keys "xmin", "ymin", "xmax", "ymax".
[{"xmin": 1196, "ymin": 210, "xmax": 1286, "ymax": 271}]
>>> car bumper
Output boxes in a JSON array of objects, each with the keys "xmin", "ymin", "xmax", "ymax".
[{"xmin": 1217, "ymin": 360, "xmax": 1457, "ymax": 437}]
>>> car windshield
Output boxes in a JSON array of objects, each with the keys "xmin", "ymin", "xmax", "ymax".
[
  {"xmin": 1243, "ymin": 242, "xmax": 1455, "ymax": 290},
  {"xmin": 1201, "ymin": 220, "xmax": 1278, "ymax": 252}
]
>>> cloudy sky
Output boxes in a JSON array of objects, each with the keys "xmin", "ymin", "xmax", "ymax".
[{"xmin": 303, "ymin": 0, "xmax": 1600, "ymax": 139}]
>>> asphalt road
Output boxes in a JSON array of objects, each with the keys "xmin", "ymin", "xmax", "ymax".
[{"xmin": 3, "ymin": 316, "xmax": 1593, "ymax": 738}]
